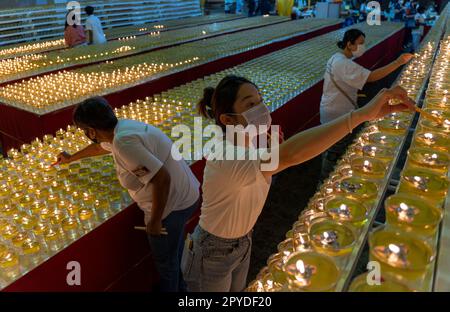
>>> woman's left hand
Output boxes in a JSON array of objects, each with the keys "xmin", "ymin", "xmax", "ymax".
[
  {"xmin": 360, "ymin": 85, "xmax": 416, "ymax": 121},
  {"xmin": 397, "ymin": 53, "xmax": 415, "ymax": 65}
]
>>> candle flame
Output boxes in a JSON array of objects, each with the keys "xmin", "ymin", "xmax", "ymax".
[
  {"xmin": 296, "ymin": 260, "xmax": 306, "ymax": 274},
  {"xmin": 388, "ymin": 244, "xmax": 400, "ymax": 254},
  {"xmin": 299, "ymin": 235, "xmax": 305, "ymax": 244},
  {"xmin": 431, "ymin": 153, "xmax": 438, "ymax": 159},
  {"xmin": 363, "ymin": 160, "xmax": 370, "ymax": 167},
  {"xmin": 339, "ymin": 204, "xmax": 348, "ymax": 211},
  {"xmin": 424, "ymin": 133, "xmax": 433, "ymax": 139},
  {"xmin": 413, "ymin": 176, "xmax": 422, "ymax": 182},
  {"xmin": 399, "ymin": 202, "xmax": 409, "ymax": 211}
]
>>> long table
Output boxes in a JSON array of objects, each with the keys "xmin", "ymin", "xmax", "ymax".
[{"xmin": 0, "ymin": 19, "xmax": 343, "ymax": 155}]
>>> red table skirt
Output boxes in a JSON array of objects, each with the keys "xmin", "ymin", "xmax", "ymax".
[
  {"xmin": 3, "ymin": 27, "xmax": 405, "ymax": 292},
  {"xmin": 0, "ymin": 22, "xmax": 342, "ymax": 155}
]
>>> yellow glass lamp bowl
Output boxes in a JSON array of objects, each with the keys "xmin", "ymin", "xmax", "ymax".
[
  {"xmin": 22, "ymin": 239, "xmax": 41, "ymax": 255},
  {"xmin": 387, "ymin": 111, "xmax": 414, "ymax": 121},
  {"xmin": 245, "ymin": 279, "xmax": 266, "ymax": 292},
  {"xmin": 283, "ymin": 251, "xmax": 340, "ymax": 292},
  {"xmin": 369, "ymin": 227, "xmax": 435, "ymax": 282},
  {"xmin": 62, "ymin": 217, "xmax": 80, "ymax": 236},
  {"xmin": 260, "ymin": 271, "xmax": 284, "ymax": 292},
  {"xmin": 423, "ymin": 108, "xmax": 450, "ymax": 120},
  {"xmin": 400, "ymin": 166, "xmax": 449, "ymax": 203},
  {"xmin": 333, "ymin": 176, "xmax": 379, "ymax": 201},
  {"xmin": 267, "ymin": 252, "xmax": 290, "ymax": 286},
  {"xmin": 1, "ymin": 224, "xmax": 19, "ymax": 240},
  {"xmin": 407, "ymin": 147, "xmax": 449, "ymax": 173},
  {"xmin": 324, "ymin": 196, "xmax": 368, "ymax": 228},
  {"xmin": 413, "ymin": 131, "xmax": 450, "ymax": 154},
  {"xmin": 309, "ymin": 217, "xmax": 357, "ymax": 257},
  {"xmin": 377, "ymin": 118, "xmax": 409, "ymax": 134},
  {"xmin": 16, "ymin": 213, "xmax": 39, "ymax": 230},
  {"xmin": 353, "ymin": 144, "xmax": 395, "ymax": 163},
  {"xmin": 350, "ymin": 157, "xmax": 387, "ymax": 180},
  {"xmin": 0, "ymin": 249, "xmax": 19, "ymax": 270},
  {"xmin": 365, "ymin": 133, "xmax": 402, "ymax": 148},
  {"xmin": 419, "ymin": 118, "xmax": 450, "ymax": 134},
  {"xmin": 348, "ymin": 272, "xmax": 413, "ymax": 292},
  {"xmin": 385, "ymin": 193, "xmax": 443, "ymax": 237}
]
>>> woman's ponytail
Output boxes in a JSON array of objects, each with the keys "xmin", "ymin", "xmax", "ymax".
[{"xmin": 198, "ymin": 87, "xmax": 215, "ymax": 119}]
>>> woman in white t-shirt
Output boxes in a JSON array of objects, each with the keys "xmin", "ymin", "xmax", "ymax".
[
  {"xmin": 182, "ymin": 75, "xmax": 414, "ymax": 292},
  {"xmin": 319, "ymin": 28, "xmax": 414, "ymax": 180}
]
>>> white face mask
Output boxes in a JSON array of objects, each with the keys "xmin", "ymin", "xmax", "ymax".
[
  {"xmin": 235, "ymin": 102, "xmax": 272, "ymax": 134},
  {"xmin": 352, "ymin": 44, "xmax": 366, "ymax": 58},
  {"xmin": 100, "ymin": 142, "xmax": 113, "ymax": 152}
]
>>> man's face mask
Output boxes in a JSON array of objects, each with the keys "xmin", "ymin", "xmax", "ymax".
[{"xmin": 83, "ymin": 128, "xmax": 99, "ymax": 144}]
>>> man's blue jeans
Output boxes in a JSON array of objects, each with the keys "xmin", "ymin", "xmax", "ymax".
[{"xmin": 147, "ymin": 197, "xmax": 200, "ymax": 292}]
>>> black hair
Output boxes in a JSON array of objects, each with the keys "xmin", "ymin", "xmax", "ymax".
[
  {"xmin": 73, "ymin": 97, "xmax": 118, "ymax": 130},
  {"xmin": 417, "ymin": 6, "xmax": 425, "ymax": 13},
  {"xmin": 65, "ymin": 10, "xmax": 78, "ymax": 29},
  {"xmin": 85, "ymin": 6, "xmax": 94, "ymax": 15},
  {"xmin": 337, "ymin": 29, "xmax": 366, "ymax": 49},
  {"xmin": 198, "ymin": 75, "xmax": 257, "ymax": 130}
]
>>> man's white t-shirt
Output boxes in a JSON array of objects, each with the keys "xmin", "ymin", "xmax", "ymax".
[
  {"xmin": 199, "ymin": 139, "xmax": 272, "ymax": 239},
  {"xmin": 111, "ymin": 119, "xmax": 200, "ymax": 224},
  {"xmin": 320, "ymin": 52, "xmax": 371, "ymax": 124},
  {"xmin": 85, "ymin": 15, "xmax": 107, "ymax": 44}
]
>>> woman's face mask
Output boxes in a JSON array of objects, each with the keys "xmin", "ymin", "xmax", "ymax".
[
  {"xmin": 352, "ymin": 43, "xmax": 366, "ymax": 58},
  {"xmin": 232, "ymin": 102, "xmax": 272, "ymax": 134}
]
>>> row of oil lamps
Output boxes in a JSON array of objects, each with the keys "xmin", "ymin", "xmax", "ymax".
[
  {"xmin": 246, "ymin": 14, "xmax": 449, "ymax": 292},
  {"xmin": 0, "ymin": 14, "xmax": 245, "ymax": 61},
  {"xmin": 0, "ymin": 19, "xmax": 394, "ymax": 114},
  {"xmin": 0, "ymin": 126, "xmax": 133, "ymax": 287},
  {"xmin": 0, "ymin": 16, "xmax": 287, "ymax": 84}
]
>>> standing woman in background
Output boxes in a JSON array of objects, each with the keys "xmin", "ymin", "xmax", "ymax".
[
  {"xmin": 319, "ymin": 28, "xmax": 414, "ymax": 180},
  {"xmin": 181, "ymin": 75, "xmax": 414, "ymax": 292}
]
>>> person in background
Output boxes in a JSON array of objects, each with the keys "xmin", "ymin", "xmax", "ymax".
[
  {"xmin": 358, "ymin": 1, "xmax": 368, "ymax": 22},
  {"xmin": 64, "ymin": 10, "xmax": 86, "ymax": 48},
  {"xmin": 54, "ymin": 97, "xmax": 200, "ymax": 292},
  {"xmin": 236, "ymin": 0, "xmax": 244, "ymax": 13},
  {"xmin": 412, "ymin": 6, "xmax": 427, "ymax": 51},
  {"xmin": 291, "ymin": 2, "xmax": 301, "ymax": 19},
  {"xmin": 248, "ymin": 0, "xmax": 258, "ymax": 16},
  {"xmin": 224, "ymin": 0, "xmax": 234, "ymax": 13},
  {"xmin": 393, "ymin": 0, "xmax": 405, "ymax": 21},
  {"xmin": 85, "ymin": 6, "xmax": 107, "ymax": 45},
  {"xmin": 319, "ymin": 29, "xmax": 414, "ymax": 181},
  {"xmin": 182, "ymin": 75, "xmax": 414, "ymax": 292},
  {"xmin": 259, "ymin": 0, "xmax": 272, "ymax": 15},
  {"xmin": 404, "ymin": 0, "xmax": 417, "ymax": 51}
]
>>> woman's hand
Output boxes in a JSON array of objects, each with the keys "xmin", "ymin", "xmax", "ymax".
[
  {"xmin": 52, "ymin": 151, "xmax": 73, "ymax": 166},
  {"xmin": 358, "ymin": 85, "xmax": 415, "ymax": 121},
  {"xmin": 396, "ymin": 53, "xmax": 415, "ymax": 65}
]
